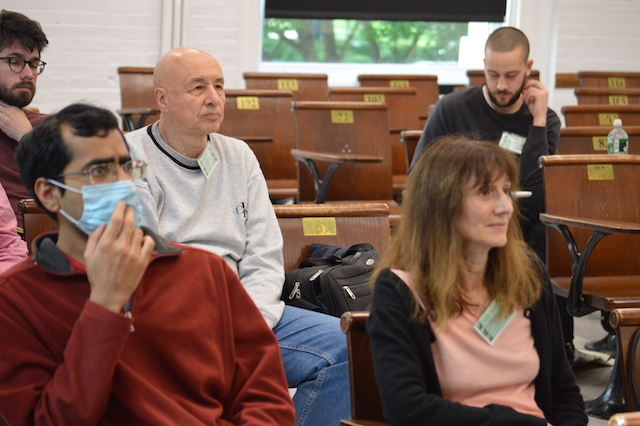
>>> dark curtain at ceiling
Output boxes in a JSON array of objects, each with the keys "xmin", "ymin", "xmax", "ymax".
[{"xmin": 264, "ymin": 0, "xmax": 507, "ymax": 22}]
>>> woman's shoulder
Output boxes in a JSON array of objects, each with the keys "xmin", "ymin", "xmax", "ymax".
[
  {"xmin": 373, "ymin": 268, "xmax": 421, "ymax": 311},
  {"xmin": 375, "ymin": 267, "xmax": 410, "ymax": 291}
]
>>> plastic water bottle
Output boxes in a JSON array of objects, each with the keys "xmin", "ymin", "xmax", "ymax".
[{"xmin": 607, "ymin": 119, "xmax": 629, "ymax": 154}]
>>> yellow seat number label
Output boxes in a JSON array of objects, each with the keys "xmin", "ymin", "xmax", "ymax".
[
  {"xmin": 277, "ymin": 78, "xmax": 299, "ymax": 91},
  {"xmin": 608, "ymin": 77, "xmax": 626, "ymax": 88},
  {"xmin": 302, "ymin": 217, "xmax": 337, "ymax": 236},
  {"xmin": 592, "ymin": 136, "xmax": 608, "ymax": 151},
  {"xmin": 237, "ymin": 96, "xmax": 260, "ymax": 110},
  {"xmin": 598, "ymin": 113, "xmax": 619, "ymax": 126},
  {"xmin": 331, "ymin": 110, "xmax": 354, "ymax": 123},
  {"xmin": 364, "ymin": 94, "xmax": 385, "ymax": 103},
  {"xmin": 390, "ymin": 79, "xmax": 410, "ymax": 88},
  {"xmin": 587, "ymin": 164, "xmax": 614, "ymax": 180}
]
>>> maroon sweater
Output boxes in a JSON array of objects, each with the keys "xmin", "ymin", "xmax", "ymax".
[
  {"xmin": 0, "ymin": 230, "xmax": 295, "ymax": 425},
  {"xmin": 0, "ymin": 108, "xmax": 46, "ymax": 230}
]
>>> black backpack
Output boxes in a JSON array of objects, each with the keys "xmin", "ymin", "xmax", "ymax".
[{"xmin": 281, "ymin": 243, "xmax": 379, "ymax": 317}]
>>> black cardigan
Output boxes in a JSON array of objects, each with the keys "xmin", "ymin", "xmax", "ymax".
[{"xmin": 366, "ymin": 268, "xmax": 587, "ymax": 426}]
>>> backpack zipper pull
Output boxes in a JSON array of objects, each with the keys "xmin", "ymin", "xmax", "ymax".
[
  {"xmin": 289, "ymin": 282, "xmax": 301, "ymax": 300},
  {"xmin": 309, "ymin": 269, "xmax": 324, "ymax": 281},
  {"xmin": 343, "ymin": 286, "xmax": 356, "ymax": 300}
]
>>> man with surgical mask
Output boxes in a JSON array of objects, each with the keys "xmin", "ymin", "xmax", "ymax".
[{"xmin": 0, "ymin": 103, "xmax": 295, "ymax": 425}]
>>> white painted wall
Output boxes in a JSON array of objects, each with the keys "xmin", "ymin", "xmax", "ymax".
[
  {"xmin": 552, "ymin": 0, "xmax": 640, "ymax": 117},
  {"xmin": 3, "ymin": 0, "xmax": 639, "ymax": 120}
]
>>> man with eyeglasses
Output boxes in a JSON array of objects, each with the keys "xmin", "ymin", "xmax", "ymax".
[
  {"xmin": 0, "ymin": 103, "xmax": 295, "ymax": 425},
  {"xmin": 0, "ymin": 9, "xmax": 48, "ymax": 231}
]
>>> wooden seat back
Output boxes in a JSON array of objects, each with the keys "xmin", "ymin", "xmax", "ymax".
[
  {"xmin": 579, "ymin": 72, "xmax": 640, "ymax": 89},
  {"xmin": 243, "ymin": 72, "xmax": 329, "ymax": 101},
  {"xmin": 466, "ymin": 69, "xmax": 540, "ymax": 86},
  {"xmin": 400, "ymin": 130, "xmax": 422, "ymax": 170},
  {"xmin": 18, "ymin": 199, "xmax": 57, "ymax": 254},
  {"xmin": 357, "ymin": 74, "xmax": 438, "ymax": 128},
  {"xmin": 328, "ymin": 87, "xmax": 420, "ymax": 185},
  {"xmin": 575, "ymin": 88, "xmax": 640, "ymax": 106},
  {"xmin": 340, "ymin": 311, "xmax": 386, "ymax": 424},
  {"xmin": 610, "ymin": 308, "xmax": 640, "ymax": 412},
  {"xmin": 558, "ymin": 126, "xmax": 640, "ymax": 155},
  {"xmin": 541, "ymin": 155, "xmax": 640, "ymax": 310},
  {"xmin": 291, "ymin": 101, "xmax": 393, "ymax": 203},
  {"xmin": 562, "ymin": 105, "xmax": 640, "ymax": 127},
  {"xmin": 218, "ymin": 89, "xmax": 297, "ymax": 198},
  {"xmin": 117, "ymin": 66, "xmax": 159, "ymax": 130},
  {"xmin": 19, "ymin": 197, "xmax": 391, "ymax": 272},
  {"xmin": 274, "ymin": 203, "xmax": 390, "ymax": 272}
]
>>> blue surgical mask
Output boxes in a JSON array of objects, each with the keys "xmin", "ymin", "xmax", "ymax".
[{"xmin": 47, "ymin": 179, "xmax": 143, "ymax": 235}]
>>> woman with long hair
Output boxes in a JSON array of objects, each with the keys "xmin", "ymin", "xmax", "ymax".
[{"xmin": 367, "ymin": 136, "xmax": 586, "ymax": 426}]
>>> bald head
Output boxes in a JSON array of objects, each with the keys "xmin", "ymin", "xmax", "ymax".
[
  {"xmin": 153, "ymin": 47, "xmax": 226, "ymax": 151},
  {"xmin": 154, "ymin": 47, "xmax": 221, "ymax": 89}
]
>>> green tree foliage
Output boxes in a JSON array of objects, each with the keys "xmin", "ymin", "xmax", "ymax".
[{"xmin": 263, "ymin": 19, "xmax": 469, "ymax": 63}]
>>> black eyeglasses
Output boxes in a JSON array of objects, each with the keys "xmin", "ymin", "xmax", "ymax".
[
  {"xmin": 57, "ymin": 160, "xmax": 147, "ymax": 185},
  {"xmin": 0, "ymin": 57, "xmax": 46, "ymax": 75}
]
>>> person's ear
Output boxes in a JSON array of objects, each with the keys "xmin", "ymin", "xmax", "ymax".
[
  {"xmin": 525, "ymin": 59, "xmax": 533, "ymax": 78},
  {"xmin": 155, "ymin": 87, "xmax": 169, "ymax": 112},
  {"xmin": 34, "ymin": 178, "xmax": 62, "ymax": 214}
]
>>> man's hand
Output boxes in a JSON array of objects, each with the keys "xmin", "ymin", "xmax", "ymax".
[
  {"xmin": 522, "ymin": 79, "xmax": 549, "ymax": 128},
  {"xmin": 85, "ymin": 201, "xmax": 155, "ymax": 314},
  {"xmin": 0, "ymin": 101, "xmax": 33, "ymax": 141}
]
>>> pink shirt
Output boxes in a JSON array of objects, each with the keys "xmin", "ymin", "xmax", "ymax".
[
  {"xmin": 391, "ymin": 268, "xmax": 544, "ymax": 420},
  {"xmin": 0, "ymin": 182, "xmax": 28, "ymax": 274}
]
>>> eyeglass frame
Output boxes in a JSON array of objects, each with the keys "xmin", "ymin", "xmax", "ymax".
[
  {"xmin": 56, "ymin": 160, "xmax": 147, "ymax": 185},
  {"xmin": 0, "ymin": 56, "xmax": 46, "ymax": 75}
]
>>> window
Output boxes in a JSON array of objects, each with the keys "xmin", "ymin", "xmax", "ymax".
[
  {"xmin": 261, "ymin": 21, "xmax": 503, "ymax": 87},
  {"xmin": 260, "ymin": 0, "xmax": 507, "ymax": 86},
  {"xmin": 263, "ymin": 19, "xmax": 470, "ymax": 64}
]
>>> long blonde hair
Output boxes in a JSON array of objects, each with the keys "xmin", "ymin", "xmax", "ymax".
[{"xmin": 373, "ymin": 136, "xmax": 542, "ymax": 327}]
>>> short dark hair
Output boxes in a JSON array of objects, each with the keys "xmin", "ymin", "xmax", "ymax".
[
  {"xmin": 0, "ymin": 10, "xmax": 48, "ymax": 54},
  {"xmin": 485, "ymin": 26, "xmax": 530, "ymax": 62},
  {"xmin": 15, "ymin": 104, "xmax": 121, "ymax": 218}
]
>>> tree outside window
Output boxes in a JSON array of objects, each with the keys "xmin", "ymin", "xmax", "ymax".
[{"xmin": 263, "ymin": 19, "xmax": 470, "ymax": 64}]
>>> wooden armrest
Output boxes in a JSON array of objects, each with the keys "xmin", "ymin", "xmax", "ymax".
[
  {"xmin": 291, "ymin": 149, "xmax": 383, "ymax": 164},
  {"xmin": 609, "ymin": 411, "xmax": 640, "ymax": 426},
  {"xmin": 540, "ymin": 213, "xmax": 640, "ymax": 235},
  {"xmin": 340, "ymin": 311, "xmax": 369, "ymax": 333},
  {"xmin": 611, "ymin": 309, "xmax": 640, "ymax": 328}
]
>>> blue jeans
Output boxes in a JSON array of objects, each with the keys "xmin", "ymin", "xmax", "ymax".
[{"xmin": 274, "ymin": 305, "xmax": 351, "ymax": 426}]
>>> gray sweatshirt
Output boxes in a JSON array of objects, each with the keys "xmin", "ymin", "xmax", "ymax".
[{"xmin": 126, "ymin": 123, "xmax": 285, "ymax": 328}]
